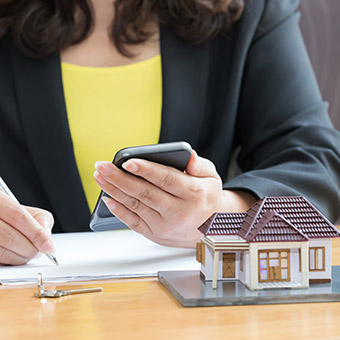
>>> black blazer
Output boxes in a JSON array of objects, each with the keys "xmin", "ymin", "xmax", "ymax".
[{"xmin": 1, "ymin": 0, "xmax": 340, "ymax": 233}]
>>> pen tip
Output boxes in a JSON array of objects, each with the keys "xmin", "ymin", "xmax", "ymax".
[{"xmin": 47, "ymin": 254, "xmax": 59, "ymax": 266}]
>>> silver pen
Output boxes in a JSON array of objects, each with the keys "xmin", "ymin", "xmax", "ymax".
[{"xmin": 0, "ymin": 176, "xmax": 58, "ymax": 266}]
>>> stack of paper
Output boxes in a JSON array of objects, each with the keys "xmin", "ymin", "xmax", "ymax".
[{"xmin": 0, "ymin": 229, "xmax": 199, "ymax": 285}]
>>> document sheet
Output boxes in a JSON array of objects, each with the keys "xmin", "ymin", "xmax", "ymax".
[{"xmin": 0, "ymin": 230, "xmax": 199, "ymax": 285}]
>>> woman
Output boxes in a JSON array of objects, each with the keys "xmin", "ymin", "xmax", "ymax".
[{"xmin": 0, "ymin": 0, "xmax": 339, "ymax": 265}]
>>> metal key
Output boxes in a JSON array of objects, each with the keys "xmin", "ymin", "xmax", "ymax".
[{"xmin": 35, "ymin": 273, "xmax": 103, "ymax": 298}]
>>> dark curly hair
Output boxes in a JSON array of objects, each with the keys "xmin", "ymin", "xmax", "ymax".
[{"xmin": 0, "ymin": 0, "xmax": 244, "ymax": 58}]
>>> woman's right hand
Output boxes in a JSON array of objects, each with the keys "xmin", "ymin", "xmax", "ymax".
[{"xmin": 0, "ymin": 191, "xmax": 55, "ymax": 265}]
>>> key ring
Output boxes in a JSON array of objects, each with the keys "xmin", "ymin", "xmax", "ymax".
[
  {"xmin": 35, "ymin": 272, "xmax": 61, "ymax": 298},
  {"xmin": 36, "ymin": 272, "xmax": 44, "ymax": 297}
]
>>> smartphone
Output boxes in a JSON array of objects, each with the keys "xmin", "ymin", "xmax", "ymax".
[{"xmin": 89, "ymin": 141, "xmax": 192, "ymax": 232}]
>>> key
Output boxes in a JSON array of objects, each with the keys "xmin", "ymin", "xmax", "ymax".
[
  {"xmin": 35, "ymin": 273, "xmax": 103, "ymax": 298},
  {"xmin": 36, "ymin": 287, "xmax": 103, "ymax": 298}
]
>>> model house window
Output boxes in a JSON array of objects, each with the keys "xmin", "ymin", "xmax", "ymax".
[
  {"xmin": 196, "ymin": 241, "xmax": 205, "ymax": 265},
  {"xmin": 309, "ymin": 247, "xmax": 325, "ymax": 271},
  {"xmin": 258, "ymin": 250, "xmax": 290, "ymax": 282}
]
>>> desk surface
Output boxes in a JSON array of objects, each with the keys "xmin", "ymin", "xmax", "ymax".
[{"xmin": 2, "ymin": 239, "xmax": 340, "ymax": 340}]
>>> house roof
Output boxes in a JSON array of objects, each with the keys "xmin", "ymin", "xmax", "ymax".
[
  {"xmin": 244, "ymin": 196, "xmax": 340, "ymax": 239},
  {"xmin": 198, "ymin": 212, "xmax": 246, "ymax": 236},
  {"xmin": 198, "ymin": 196, "xmax": 340, "ymax": 242},
  {"xmin": 244, "ymin": 210, "xmax": 309, "ymax": 242}
]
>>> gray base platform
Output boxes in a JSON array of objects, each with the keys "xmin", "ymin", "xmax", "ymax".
[{"xmin": 158, "ymin": 266, "xmax": 340, "ymax": 307}]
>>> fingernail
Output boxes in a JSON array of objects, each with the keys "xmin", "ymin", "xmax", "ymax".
[
  {"xmin": 95, "ymin": 161, "xmax": 113, "ymax": 176},
  {"xmin": 94, "ymin": 170, "xmax": 105, "ymax": 184},
  {"xmin": 102, "ymin": 196, "xmax": 117, "ymax": 211},
  {"xmin": 122, "ymin": 160, "xmax": 139, "ymax": 173},
  {"xmin": 40, "ymin": 240, "xmax": 55, "ymax": 254}
]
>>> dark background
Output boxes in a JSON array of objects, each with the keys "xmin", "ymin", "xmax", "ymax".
[{"xmin": 299, "ymin": 0, "xmax": 340, "ymax": 130}]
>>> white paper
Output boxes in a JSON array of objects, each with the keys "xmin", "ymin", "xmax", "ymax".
[{"xmin": 0, "ymin": 229, "xmax": 199, "ymax": 285}]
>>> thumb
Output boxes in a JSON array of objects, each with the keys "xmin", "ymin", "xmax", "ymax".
[
  {"xmin": 26, "ymin": 206, "xmax": 54, "ymax": 235},
  {"xmin": 185, "ymin": 150, "xmax": 220, "ymax": 179}
]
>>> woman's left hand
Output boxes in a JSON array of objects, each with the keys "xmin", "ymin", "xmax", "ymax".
[{"xmin": 94, "ymin": 151, "xmax": 256, "ymax": 248}]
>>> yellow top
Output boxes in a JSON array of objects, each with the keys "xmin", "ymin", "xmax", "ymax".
[{"xmin": 61, "ymin": 55, "xmax": 162, "ymax": 211}]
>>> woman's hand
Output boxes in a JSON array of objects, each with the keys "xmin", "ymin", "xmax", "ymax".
[
  {"xmin": 0, "ymin": 192, "xmax": 55, "ymax": 265},
  {"xmin": 94, "ymin": 151, "xmax": 256, "ymax": 248}
]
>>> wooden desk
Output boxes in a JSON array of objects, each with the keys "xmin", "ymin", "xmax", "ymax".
[{"xmin": 2, "ymin": 238, "xmax": 340, "ymax": 340}]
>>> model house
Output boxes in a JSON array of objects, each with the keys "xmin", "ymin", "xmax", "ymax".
[{"xmin": 196, "ymin": 196, "xmax": 340, "ymax": 290}]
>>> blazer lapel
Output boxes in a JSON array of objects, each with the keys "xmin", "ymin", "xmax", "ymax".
[
  {"xmin": 11, "ymin": 47, "xmax": 90, "ymax": 232},
  {"xmin": 159, "ymin": 26, "xmax": 211, "ymax": 148}
]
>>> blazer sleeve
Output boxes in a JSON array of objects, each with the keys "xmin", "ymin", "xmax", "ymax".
[{"xmin": 224, "ymin": 0, "xmax": 340, "ymax": 222}]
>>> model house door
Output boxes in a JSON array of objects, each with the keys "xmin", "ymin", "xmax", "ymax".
[
  {"xmin": 222, "ymin": 253, "xmax": 235, "ymax": 278},
  {"xmin": 259, "ymin": 250, "xmax": 290, "ymax": 282}
]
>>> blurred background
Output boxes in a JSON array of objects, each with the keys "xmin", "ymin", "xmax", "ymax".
[{"xmin": 299, "ymin": 0, "xmax": 340, "ymax": 130}]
